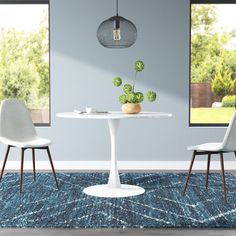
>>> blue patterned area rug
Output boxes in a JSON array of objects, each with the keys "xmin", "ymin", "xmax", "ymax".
[{"xmin": 0, "ymin": 172, "xmax": 236, "ymax": 228}]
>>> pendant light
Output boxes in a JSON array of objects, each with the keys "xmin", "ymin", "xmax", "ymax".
[{"xmin": 97, "ymin": 0, "xmax": 137, "ymax": 48}]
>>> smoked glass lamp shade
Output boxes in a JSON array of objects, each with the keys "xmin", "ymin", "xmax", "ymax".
[{"xmin": 97, "ymin": 15, "xmax": 137, "ymax": 48}]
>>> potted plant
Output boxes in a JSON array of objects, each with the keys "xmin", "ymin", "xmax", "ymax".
[{"xmin": 113, "ymin": 60, "xmax": 157, "ymax": 114}]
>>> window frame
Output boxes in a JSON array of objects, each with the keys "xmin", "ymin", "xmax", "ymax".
[
  {"xmin": 0, "ymin": 0, "xmax": 50, "ymax": 127},
  {"xmin": 189, "ymin": 0, "xmax": 236, "ymax": 127}
]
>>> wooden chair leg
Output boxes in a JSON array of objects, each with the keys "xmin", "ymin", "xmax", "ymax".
[
  {"xmin": 183, "ymin": 150, "xmax": 196, "ymax": 194},
  {"xmin": 220, "ymin": 152, "xmax": 227, "ymax": 202},
  {"xmin": 32, "ymin": 148, "xmax": 36, "ymax": 181},
  {"xmin": 205, "ymin": 153, "xmax": 211, "ymax": 189},
  {"xmin": 45, "ymin": 147, "xmax": 59, "ymax": 188},
  {"xmin": 0, "ymin": 145, "xmax": 11, "ymax": 182},
  {"xmin": 20, "ymin": 148, "xmax": 25, "ymax": 193}
]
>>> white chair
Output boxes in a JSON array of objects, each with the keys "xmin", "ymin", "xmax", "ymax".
[
  {"xmin": 0, "ymin": 99, "xmax": 58, "ymax": 192},
  {"xmin": 183, "ymin": 112, "xmax": 236, "ymax": 202}
]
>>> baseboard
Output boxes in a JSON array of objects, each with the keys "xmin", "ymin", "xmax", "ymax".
[{"xmin": 1, "ymin": 161, "xmax": 236, "ymax": 170}]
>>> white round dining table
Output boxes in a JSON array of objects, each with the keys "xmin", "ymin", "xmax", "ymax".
[{"xmin": 56, "ymin": 111, "xmax": 172, "ymax": 198}]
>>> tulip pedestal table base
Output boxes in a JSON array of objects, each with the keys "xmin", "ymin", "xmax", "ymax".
[
  {"xmin": 56, "ymin": 112, "xmax": 172, "ymax": 198},
  {"xmin": 83, "ymin": 119, "xmax": 145, "ymax": 198},
  {"xmin": 83, "ymin": 184, "xmax": 145, "ymax": 198}
]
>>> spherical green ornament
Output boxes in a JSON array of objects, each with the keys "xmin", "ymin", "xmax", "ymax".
[
  {"xmin": 123, "ymin": 84, "xmax": 133, "ymax": 94},
  {"xmin": 119, "ymin": 94, "xmax": 127, "ymax": 104},
  {"xmin": 135, "ymin": 92, "xmax": 144, "ymax": 103},
  {"xmin": 146, "ymin": 91, "xmax": 157, "ymax": 102},
  {"xmin": 113, "ymin": 77, "xmax": 122, "ymax": 87},
  {"xmin": 135, "ymin": 60, "xmax": 144, "ymax": 72},
  {"xmin": 127, "ymin": 93, "xmax": 137, "ymax": 103}
]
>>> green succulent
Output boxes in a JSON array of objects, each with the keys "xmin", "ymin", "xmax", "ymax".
[
  {"xmin": 113, "ymin": 77, "xmax": 122, "ymax": 87},
  {"xmin": 127, "ymin": 93, "xmax": 137, "ymax": 103},
  {"xmin": 123, "ymin": 84, "xmax": 133, "ymax": 94},
  {"xmin": 119, "ymin": 94, "xmax": 127, "ymax": 104},
  {"xmin": 146, "ymin": 91, "xmax": 157, "ymax": 102},
  {"xmin": 134, "ymin": 60, "xmax": 144, "ymax": 72},
  {"xmin": 135, "ymin": 92, "xmax": 144, "ymax": 103}
]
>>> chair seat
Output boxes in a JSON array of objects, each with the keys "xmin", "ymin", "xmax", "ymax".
[
  {"xmin": 0, "ymin": 136, "xmax": 51, "ymax": 148},
  {"xmin": 187, "ymin": 142, "xmax": 223, "ymax": 152}
]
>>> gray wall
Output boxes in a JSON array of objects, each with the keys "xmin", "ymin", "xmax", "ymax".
[{"xmin": 0, "ymin": 0, "xmax": 230, "ymax": 162}]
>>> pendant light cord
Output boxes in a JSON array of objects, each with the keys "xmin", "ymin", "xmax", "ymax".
[{"xmin": 116, "ymin": 0, "xmax": 118, "ymax": 16}]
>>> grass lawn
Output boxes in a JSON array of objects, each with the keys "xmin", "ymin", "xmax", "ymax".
[{"xmin": 190, "ymin": 107, "xmax": 235, "ymax": 124}]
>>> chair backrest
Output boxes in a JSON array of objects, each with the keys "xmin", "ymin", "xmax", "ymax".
[
  {"xmin": 222, "ymin": 111, "xmax": 236, "ymax": 151},
  {"xmin": 0, "ymin": 99, "xmax": 36, "ymax": 140}
]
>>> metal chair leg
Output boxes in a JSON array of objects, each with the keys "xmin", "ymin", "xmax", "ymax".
[
  {"xmin": 183, "ymin": 150, "xmax": 196, "ymax": 194},
  {"xmin": 20, "ymin": 148, "xmax": 25, "ymax": 193},
  {"xmin": 220, "ymin": 152, "xmax": 227, "ymax": 202},
  {"xmin": 0, "ymin": 145, "xmax": 11, "ymax": 182},
  {"xmin": 46, "ymin": 147, "xmax": 59, "ymax": 188},
  {"xmin": 205, "ymin": 153, "xmax": 211, "ymax": 189},
  {"xmin": 32, "ymin": 148, "xmax": 36, "ymax": 181}
]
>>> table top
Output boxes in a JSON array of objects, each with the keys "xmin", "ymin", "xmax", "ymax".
[{"xmin": 56, "ymin": 111, "xmax": 172, "ymax": 120}]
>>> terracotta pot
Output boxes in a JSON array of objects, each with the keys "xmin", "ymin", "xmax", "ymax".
[{"xmin": 122, "ymin": 103, "xmax": 141, "ymax": 114}]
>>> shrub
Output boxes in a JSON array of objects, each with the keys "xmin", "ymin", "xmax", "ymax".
[
  {"xmin": 222, "ymin": 95, "xmax": 236, "ymax": 107},
  {"xmin": 1, "ymin": 61, "xmax": 38, "ymax": 104},
  {"xmin": 212, "ymin": 70, "xmax": 234, "ymax": 100}
]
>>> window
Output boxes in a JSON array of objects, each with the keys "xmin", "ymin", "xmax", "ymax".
[
  {"xmin": 190, "ymin": 0, "xmax": 236, "ymax": 126},
  {"xmin": 0, "ymin": 0, "xmax": 49, "ymax": 126}
]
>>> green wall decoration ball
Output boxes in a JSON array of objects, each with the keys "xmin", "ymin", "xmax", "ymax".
[
  {"xmin": 135, "ymin": 92, "xmax": 144, "ymax": 103},
  {"xmin": 146, "ymin": 91, "xmax": 157, "ymax": 102},
  {"xmin": 113, "ymin": 77, "xmax": 122, "ymax": 87},
  {"xmin": 119, "ymin": 94, "xmax": 127, "ymax": 104},
  {"xmin": 127, "ymin": 93, "xmax": 137, "ymax": 103},
  {"xmin": 134, "ymin": 60, "xmax": 144, "ymax": 72},
  {"xmin": 123, "ymin": 84, "xmax": 133, "ymax": 94}
]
